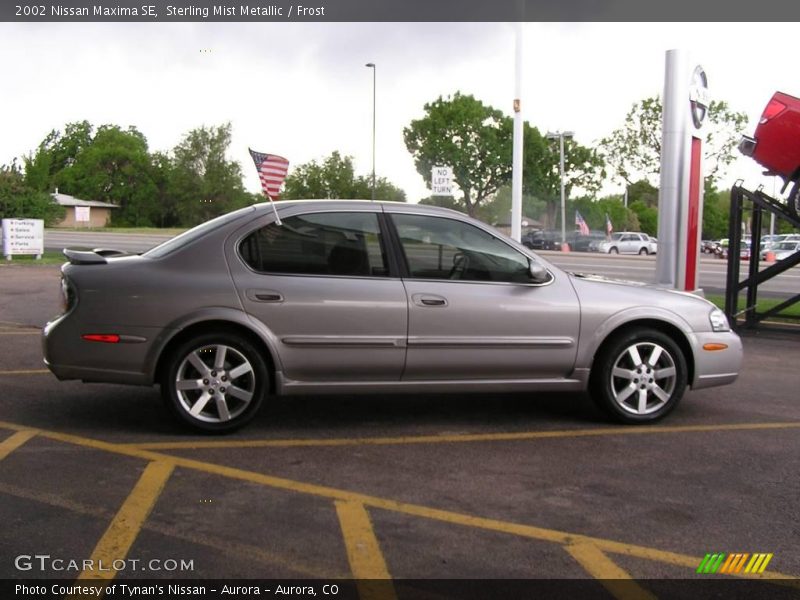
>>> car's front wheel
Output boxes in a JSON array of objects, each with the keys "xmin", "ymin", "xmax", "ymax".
[
  {"xmin": 609, "ymin": 247, "xmax": 619, "ymax": 254},
  {"xmin": 161, "ymin": 332, "xmax": 268, "ymax": 433},
  {"xmin": 590, "ymin": 328, "xmax": 687, "ymax": 423},
  {"xmin": 639, "ymin": 247, "xmax": 649, "ymax": 255}
]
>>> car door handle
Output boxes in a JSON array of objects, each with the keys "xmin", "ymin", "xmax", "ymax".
[
  {"xmin": 246, "ymin": 290, "xmax": 284, "ymax": 303},
  {"xmin": 412, "ymin": 294, "xmax": 447, "ymax": 307}
]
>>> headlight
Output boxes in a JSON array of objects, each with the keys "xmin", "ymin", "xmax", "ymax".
[{"xmin": 709, "ymin": 308, "xmax": 730, "ymax": 332}]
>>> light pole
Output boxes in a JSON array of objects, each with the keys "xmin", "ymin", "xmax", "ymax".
[
  {"xmin": 365, "ymin": 62, "xmax": 376, "ymax": 201},
  {"xmin": 546, "ymin": 130, "xmax": 574, "ymax": 246}
]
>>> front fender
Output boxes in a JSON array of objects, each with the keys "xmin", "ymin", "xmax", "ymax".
[{"xmin": 575, "ymin": 306, "xmax": 696, "ymax": 372}]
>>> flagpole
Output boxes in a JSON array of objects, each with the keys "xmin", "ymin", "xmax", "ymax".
[{"xmin": 268, "ymin": 195, "xmax": 282, "ymax": 226}]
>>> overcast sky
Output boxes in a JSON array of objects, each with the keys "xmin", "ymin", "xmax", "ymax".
[{"xmin": 1, "ymin": 22, "xmax": 797, "ymax": 201}]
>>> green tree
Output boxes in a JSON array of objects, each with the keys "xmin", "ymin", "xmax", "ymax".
[
  {"xmin": 477, "ymin": 184, "xmax": 547, "ymax": 227},
  {"xmin": 404, "ymin": 93, "xmax": 512, "ymax": 217},
  {"xmin": 531, "ymin": 129, "xmax": 606, "ymax": 228},
  {"xmin": 626, "ymin": 179, "xmax": 659, "ymax": 235},
  {"xmin": 55, "ymin": 125, "xmax": 159, "ymax": 226},
  {"xmin": 600, "ymin": 97, "xmax": 748, "ymax": 187},
  {"xmin": 404, "ymin": 93, "xmax": 604, "ymax": 222},
  {"xmin": 282, "ymin": 151, "xmax": 405, "ymax": 202},
  {"xmin": 168, "ymin": 123, "xmax": 252, "ymax": 226},
  {"xmin": 0, "ymin": 162, "xmax": 64, "ymax": 226},
  {"xmin": 702, "ymin": 187, "xmax": 731, "ymax": 240},
  {"xmin": 22, "ymin": 121, "xmax": 165, "ymax": 226},
  {"xmin": 626, "ymin": 179, "xmax": 659, "ymax": 208},
  {"xmin": 628, "ymin": 201, "xmax": 658, "ymax": 235},
  {"xmin": 24, "ymin": 121, "xmax": 94, "ymax": 192},
  {"xmin": 572, "ymin": 196, "xmax": 640, "ymax": 233}
]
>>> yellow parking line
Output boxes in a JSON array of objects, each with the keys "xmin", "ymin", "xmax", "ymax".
[
  {"xmin": 0, "ymin": 430, "xmax": 37, "ymax": 461},
  {"xmin": 0, "ymin": 420, "xmax": 797, "ymax": 586},
  {"xmin": 0, "ymin": 369, "xmax": 50, "ymax": 375},
  {"xmin": 75, "ymin": 461, "xmax": 174, "ymax": 583},
  {"xmin": 566, "ymin": 542, "xmax": 657, "ymax": 600},
  {"xmin": 0, "ymin": 481, "xmax": 343, "ymax": 579},
  {"xmin": 126, "ymin": 421, "xmax": 800, "ymax": 451},
  {"xmin": 335, "ymin": 501, "xmax": 397, "ymax": 600}
]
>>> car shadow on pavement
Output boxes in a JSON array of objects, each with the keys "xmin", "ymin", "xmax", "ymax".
[{"xmin": 5, "ymin": 379, "xmax": 605, "ymax": 439}]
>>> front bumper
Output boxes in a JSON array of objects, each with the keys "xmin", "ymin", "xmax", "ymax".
[{"xmin": 691, "ymin": 330, "xmax": 743, "ymax": 390}]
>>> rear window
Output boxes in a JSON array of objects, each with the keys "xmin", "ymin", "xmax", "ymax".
[{"xmin": 145, "ymin": 206, "xmax": 255, "ymax": 258}]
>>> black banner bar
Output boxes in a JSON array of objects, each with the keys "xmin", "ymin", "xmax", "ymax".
[
  {"xmin": 4, "ymin": 0, "xmax": 800, "ymax": 22},
  {"xmin": 5, "ymin": 578, "xmax": 800, "ymax": 600}
]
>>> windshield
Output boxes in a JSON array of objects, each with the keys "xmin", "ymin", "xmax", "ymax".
[{"xmin": 144, "ymin": 206, "xmax": 255, "ymax": 258}]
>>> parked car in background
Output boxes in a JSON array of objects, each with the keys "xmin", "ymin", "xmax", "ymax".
[
  {"xmin": 716, "ymin": 239, "xmax": 751, "ymax": 260},
  {"xmin": 43, "ymin": 201, "xmax": 742, "ymax": 432},
  {"xmin": 702, "ymin": 240, "xmax": 721, "ymax": 254},
  {"xmin": 595, "ymin": 232, "xmax": 654, "ymax": 255},
  {"xmin": 739, "ymin": 91, "xmax": 800, "ymax": 216},
  {"xmin": 521, "ymin": 229, "xmax": 562, "ymax": 251},
  {"xmin": 761, "ymin": 240, "xmax": 800, "ymax": 261},
  {"xmin": 566, "ymin": 232, "xmax": 606, "ymax": 252}
]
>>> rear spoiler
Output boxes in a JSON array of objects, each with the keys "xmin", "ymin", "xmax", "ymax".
[{"xmin": 63, "ymin": 248, "xmax": 129, "ymax": 265}]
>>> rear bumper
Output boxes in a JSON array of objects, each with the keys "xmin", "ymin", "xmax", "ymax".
[{"xmin": 42, "ymin": 316, "xmax": 161, "ymax": 386}]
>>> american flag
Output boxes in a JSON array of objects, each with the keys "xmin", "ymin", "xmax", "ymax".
[
  {"xmin": 575, "ymin": 210, "xmax": 590, "ymax": 236},
  {"xmin": 605, "ymin": 213, "xmax": 614, "ymax": 237},
  {"xmin": 249, "ymin": 148, "xmax": 289, "ymax": 200}
]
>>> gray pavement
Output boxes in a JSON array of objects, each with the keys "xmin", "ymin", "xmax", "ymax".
[{"xmin": 0, "ymin": 265, "xmax": 798, "ymax": 594}]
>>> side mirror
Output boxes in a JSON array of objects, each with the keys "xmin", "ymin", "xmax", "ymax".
[{"xmin": 528, "ymin": 260, "xmax": 549, "ymax": 284}]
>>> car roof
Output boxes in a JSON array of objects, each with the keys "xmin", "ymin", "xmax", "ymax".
[{"xmin": 252, "ymin": 199, "xmax": 468, "ymax": 219}]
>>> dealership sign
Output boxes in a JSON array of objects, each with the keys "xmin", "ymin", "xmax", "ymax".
[
  {"xmin": 689, "ymin": 65, "xmax": 710, "ymax": 129},
  {"xmin": 2, "ymin": 218, "xmax": 44, "ymax": 259}
]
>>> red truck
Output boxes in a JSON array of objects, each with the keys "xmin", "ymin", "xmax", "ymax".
[{"xmin": 739, "ymin": 91, "xmax": 800, "ymax": 216}]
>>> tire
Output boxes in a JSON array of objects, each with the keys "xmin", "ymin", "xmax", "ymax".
[
  {"xmin": 609, "ymin": 247, "xmax": 619, "ymax": 254},
  {"xmin": 590, "ymin": 328, "xmax": 687, "ymax": 424},
  {"xmin": 638, "ymin": 247, "xmax": 648, "ymax": 256},
  {"xmin": 161, "ymin": 331, "xmax": 269, "ymax": 433},
  {"xmin": 788, "ymin": 179, "xmax": 800, "ymax": 218}
]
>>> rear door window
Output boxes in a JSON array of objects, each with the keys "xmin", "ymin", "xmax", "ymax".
[{"xmin": 239, "ymin": 212, "xmax": 389, "ymax": 277}]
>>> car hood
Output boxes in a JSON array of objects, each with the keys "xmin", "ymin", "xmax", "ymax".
[{"xmin": 567, "ymin": 271, "xmax": 718, "ymax": 331}]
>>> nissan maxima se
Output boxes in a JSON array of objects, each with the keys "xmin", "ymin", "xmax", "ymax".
[{"xmin": 43, "ymin": 201, "xmax": 742, "ymax": 433}]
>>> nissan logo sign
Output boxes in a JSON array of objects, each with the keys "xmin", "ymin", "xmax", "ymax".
[{"xmin": 689, "ymin": 65, "xmax": 709, "ymax": 129}]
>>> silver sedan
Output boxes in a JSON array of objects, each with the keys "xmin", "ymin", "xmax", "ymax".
[{"xmin": 43, "ymin": 201, "xmax": 742, "ymax": 432}]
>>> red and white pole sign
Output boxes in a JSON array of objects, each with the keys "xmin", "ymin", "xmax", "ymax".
[{"xmin": 655, "ymin": 50, "xmax": 709, "ymax": 293}]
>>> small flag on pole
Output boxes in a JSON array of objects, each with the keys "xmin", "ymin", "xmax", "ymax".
[
  {"xmin": 249, "ymin": 149, "xmax": 289, "ymax": 199},
  {"xmin": 249, "ymin": 148, "xmax": 289, "ymax": 225},
  {"xmin": 575, "ymin": 210, "xmax": 590, "ymax": 236},
  {"xmin": 605, "ymin": 213, "xmax": 613, "ymax": 238}
]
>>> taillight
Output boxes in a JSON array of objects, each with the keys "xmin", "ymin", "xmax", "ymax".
[
  {"xmin": 760, "ymin": 98, "xmax": 787, "ymax": 124},
  {"xmin": 82, "ymin": 334, "xmax": 120, "ymax": 343}
]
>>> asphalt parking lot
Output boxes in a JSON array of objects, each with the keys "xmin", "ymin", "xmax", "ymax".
[{"xmin": 1, "ymin": 264, "xmax": 799, "ymax": 599}]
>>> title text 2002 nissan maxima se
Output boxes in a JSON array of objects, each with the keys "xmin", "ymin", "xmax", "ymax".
[{"xmin": 43, "ymin": 201, "xmax": 742, "ymax": 432}]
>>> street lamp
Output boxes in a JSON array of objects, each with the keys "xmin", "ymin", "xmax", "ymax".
[
  {"xmin": 365, "ymin": 62, "xmax": 376, "ymax": 201},
  {"xmin": 546, "ymin": 130, "xmax": 574, "ymax": 246}
]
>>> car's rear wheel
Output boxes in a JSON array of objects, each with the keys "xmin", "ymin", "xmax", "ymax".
[
  {"xmin": 161, "ymin": 332, "xmax": 268, "ymax": 433},
  {"xmin": 590, "ymin": 328, "xmax": 687, "ymax": 423}
]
